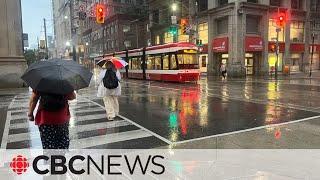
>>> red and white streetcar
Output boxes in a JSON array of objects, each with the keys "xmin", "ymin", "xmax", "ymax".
[{"xmin": 95, "ymin": 42, "xmax": 200, "ymax": 82}]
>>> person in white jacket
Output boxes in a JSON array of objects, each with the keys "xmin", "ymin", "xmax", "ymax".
[{"xmin": 97, "ymin": 62, "xmax": 121, "ymax": 120}]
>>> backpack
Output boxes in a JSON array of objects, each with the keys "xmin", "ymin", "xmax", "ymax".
[
  {"xmin": 39, "ymin": 93, "xmax": 66, "ymax": 112},
  {"xmin": 103, "ymin": 69, "xmax": 119, "ymax": 89}
]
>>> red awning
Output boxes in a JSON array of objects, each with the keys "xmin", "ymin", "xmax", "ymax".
[
  {"xmin": 245, "ymin": 36, "xmax": 263, "ymax": 51},
  {"xmin": 290, "ymin": 43, "xmax": 305, "ymax": 52},
  {"xmin": 268, "ymin": 42, "xmax": 285, "ymax": 53},
  {"xmin": 310, "ymin": 44, "xmax": 320, "ymax": 53},
  {"xmin": 212, "ymin": 37, "xmax": 228, "ymax": 52}
]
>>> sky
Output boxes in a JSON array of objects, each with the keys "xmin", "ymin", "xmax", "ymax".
[{"xmin": 21, "ymin": 0, "xmax": 53, "ymax": 49}]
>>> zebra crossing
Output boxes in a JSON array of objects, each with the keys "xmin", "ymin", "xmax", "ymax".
[{"xmin": 1, "ymin": 93, "xmax": 168, "ymax": 149}]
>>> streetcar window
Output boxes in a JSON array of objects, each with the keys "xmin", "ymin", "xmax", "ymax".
[
  {"xmin": 155, "ymin": 56, "xmax": 161, "ymax": 70},
  {"xmin": 147, "ymin": 55, "xmax": 154, "ymax": 70},
  {"xmin": 131, "ymin": 57, "xmax": 141, "ymax": 70},
  {"xmin": 170, "ymin": 54, "xmax": 178, "ymax": 70},
  {"xmin": 163, "ymin": 55, "xmax": 169, "ymax": 70},
  {"xmin": 177, "ymin": 54, "xmax": 199, "ymax": 69}
]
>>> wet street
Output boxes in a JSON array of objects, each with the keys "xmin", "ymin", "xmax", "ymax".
[{"xmin": 1, "ymin": 76, "xmax": 320, "ymax": 149}]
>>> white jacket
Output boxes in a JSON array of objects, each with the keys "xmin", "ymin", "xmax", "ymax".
[{"xmin": 97, "ymin": 69, "xmax": 121, "ymax": 97}]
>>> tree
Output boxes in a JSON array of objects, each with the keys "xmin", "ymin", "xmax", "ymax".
[{"xmin": 24, "ymin": 49, "xmax": 36, "ymax": 66}]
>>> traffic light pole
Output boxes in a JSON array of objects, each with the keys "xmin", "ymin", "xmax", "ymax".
[
  {"xmin": 69, "ymin": 0, "xmax": 77, "ymax": 62},
  {"xmin": 275, "ymin": 28, "xmax": 281, "ymax": 79}
]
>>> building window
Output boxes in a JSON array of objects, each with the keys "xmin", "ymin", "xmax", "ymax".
[
  {"xmin": 218, "ymin": 0, "xmax": 228, "ymax": 6},
  {"xmin": 178, "ymin": 29, "xmax": 189, "ymax": 42},
  {"xmin": 164, "ymin": 32, "xmax": 173, "ymax": 44},
  {"xmin": 217, "ymin": 17, "xmax": 228, "ymax": 35},
  {"xmin": 197, "ymin": 0, "xmax": 208, "ymax": 11},
  {"xmin": 270, "ymin": 0, "xmax": 281, "ymax": 6},
  {"xmin": 291, "ymin": 0, "xmax": 302, "ymax": 10},
  {"xmin": 247, "ymin": 0, "xmax": 258, "ymax": 3},
  {"xmin": 290, "ymin": 21, "xmax": 304, "ymax": 42},
  {"xmin": 152, "ymin": 10, "xmax": 159, "ymax": 24},
  {"xmin": 268, "ymin": 19, "xmax": 285, "ymax": 41},
  {"xmin": 198, "ymin": 22, "xmax": 208, "ymax": 44},
  {"xmin": 246, "ymin": 15, "xmax": 260, "ymax": 34},
  {"xmin": 156, "ymin": 35, "xmax": 160, "ymax": 45},
  {"xmin": 124, "ymin": 40, "xmax": 131, "ymax": 48},
  {"xmin": 123, "ymin": 25, "xmax": 130, "ymax": 32}
]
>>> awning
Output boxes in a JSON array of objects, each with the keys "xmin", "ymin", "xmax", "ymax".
[
  {"xmin": 310, "ymin": 44, "xmax": 320, "ymax": 53},
  {"xmin": 212, "ymin": 37, "xmax": 228, "ymax": 52},
  {"xmin": 268, "ymin": 42, "xmax": 285, "ymax": 53},
  {"xmin": 245, "ymin": 36, "xmax": 263, "ymax": 51},
  {"xmin": 290, "ymin": 43, "xmax": 305, "ymax": 53}
]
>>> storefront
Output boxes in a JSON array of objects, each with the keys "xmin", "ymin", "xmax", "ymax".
[
  {"xmin": 212, "ymin": 37, "xmax": 229, "ymax": 73},
  {"xmin": 245, "ymin": 36, "xmax": 263, "ymax": 75},
  {"xmin": 198, "ymin": 44, "xmax": 208, "ymax": 73},
  {"xmin": 290, "ymin": 43, "xmax": 305, "ymax": 72},
  {"xmin": 268, "ymin": 42, "xmax": 285, "ymax": 73},
  {"xmin": 309, "ymin": 44, "xmax": 320, "ymax": 71}
]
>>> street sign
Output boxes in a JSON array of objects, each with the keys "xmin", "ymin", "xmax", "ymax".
[
  {"xmin": 171, "ymin": 16, "xmax": 177, "ymax": 25},
  {"xmin": 23, "ymin": 33, "xmax": 29, "ymax": 48}
]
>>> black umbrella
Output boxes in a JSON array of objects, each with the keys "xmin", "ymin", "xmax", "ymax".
[{"xmin": 21, "ymin": 58, "xmax": 93, "ymax": 94}]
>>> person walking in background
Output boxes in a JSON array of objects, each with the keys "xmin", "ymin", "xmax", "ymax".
[
  {"xmin": 97, "ymin": 61, "xmax": 121, "ymax": 120},
  {"xmin": 28, "ymin": 91, "xmax": 76, "ymax": 149},
  {"xmin": 220, "ymin": 63, "xmax": 227, "ymax": 79}
]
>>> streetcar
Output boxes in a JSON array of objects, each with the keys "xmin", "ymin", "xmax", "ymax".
[{"xmin": 97, "ymin": 42, "xmax": 200, "ymax": 82}]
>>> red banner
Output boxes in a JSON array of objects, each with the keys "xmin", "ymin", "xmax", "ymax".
[
  {"xmin": 290, "ymin": 43, "xmax": 305, "ymax": 53},
  {"xmin": 245, "ymin": 36, "xmax": 263, "ymax": 51},
  {"xmin": 212, "ymin": 37, "xmax": 228, "ymax": 52}
]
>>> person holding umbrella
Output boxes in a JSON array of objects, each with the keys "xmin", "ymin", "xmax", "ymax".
[
  {"xmin": 22, "ymin": 59, "xmax": 92, "ymax": 149},
  {"xmin": 96, "ymin": 57, "xmax": 127, "ymax": 120}
]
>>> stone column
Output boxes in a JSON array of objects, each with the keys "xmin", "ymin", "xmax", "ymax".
[
  {"xmin": 0, "ymin": 0, "xmax": 27, "ymax": 88},
  {"xmin": 229, "ymin": 2, "xmax": 245, "ymax": 77}
]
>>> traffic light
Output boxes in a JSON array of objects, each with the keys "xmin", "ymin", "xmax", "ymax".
[
  {"xmin": 276, "ymin": 14, "xmax": 286, "ymax": 27},
  {"xmin": 180, "ymin": 18, "xmax": 188, "ymax": 35},
  {"xmin": 169, "ymin": 25, "xmax": 178, "ymax": 35},
  {"xmin": 270, "ymin": 44, "xmax": 276, "ymax": 52},
  {"xmin": 96, "ymin": 4, "xmax": 105, "ymax": 24},
  {"xmin": 196, "ymin": 39, "xmax": 202, "ymax": 46}
]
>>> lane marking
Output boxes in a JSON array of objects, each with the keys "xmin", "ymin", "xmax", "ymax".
[
  {"xmin": 82, "ymin": 96, "xmax": 173, "ymax": 145},
  {"xmin": 173, "ymin": 115, "xmax": 320, "ymax": 145},
  {"xmin": 1, "ymin": 96, "xmax": 15, "ymax": 149}
]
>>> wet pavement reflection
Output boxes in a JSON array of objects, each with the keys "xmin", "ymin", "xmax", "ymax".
[{"xmin": 118, "ymin": 77, "xmax": 320, "ymax": 143}]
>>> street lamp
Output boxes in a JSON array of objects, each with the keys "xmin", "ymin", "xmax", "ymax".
[
  {"xmin": 64, "ymin": 15, "xmax": 68, "ymax": 19},
  {"xmin": 171, "ymin": 3, "xmax": 178, "ymax": 12},
  {"xmin": 66, "ymin": 41, "xmax": 71, "ymax": 47},
  {"xmin": 85, "ymin": 42, "xmax": 89, "ymax": 46}
]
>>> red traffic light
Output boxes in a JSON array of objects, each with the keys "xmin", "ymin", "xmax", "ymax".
[
  {"xmin": 276, "ymin": 13, "xmax": 286, "ymax": 27},
  {"xmin": 96, "ymin": 4, "xmax": 105, "ymax": 24},
  {"xmin": 180, "ymin": 18, "xmax": 188, "ymax": 25}
]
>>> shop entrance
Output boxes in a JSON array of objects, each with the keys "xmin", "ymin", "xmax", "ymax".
[{"xmin": 245, "ymin": 53, "xmax": 254, "ymax": 75}]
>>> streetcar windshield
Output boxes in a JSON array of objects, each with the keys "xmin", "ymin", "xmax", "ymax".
[{"xmin": 177, "ymin": 54, "xmax": 199, "ymax": 69}]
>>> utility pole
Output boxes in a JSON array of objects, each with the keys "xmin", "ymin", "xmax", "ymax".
[
  {"xmin": 310, "ymin": 20, "xmax": 315, "ymax": 77},
  {"xmin": 43, "ymin": 18, "xmax": 48, "ymax": 59},
  {"xmin": 69, "ymin": 0, "xmax": 77, "ymax": 62}
]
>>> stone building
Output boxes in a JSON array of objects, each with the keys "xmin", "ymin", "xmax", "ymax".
[{"xmin": 0, "ymin": 0, "xmax": 27, "ymax": 88}]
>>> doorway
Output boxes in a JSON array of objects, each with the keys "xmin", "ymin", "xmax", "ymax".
[{"xmin": 245, "ymin": 53, "xmax": 254, "ymax": 75}]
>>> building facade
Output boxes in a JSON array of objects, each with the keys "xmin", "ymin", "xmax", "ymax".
[
  {"xmin": 80, "ymin": 0, "xmax": 148, "ymax": 69},
  {"xmin": 0, "ymin": 0, "xmax": 26, "ymax": 88},
  {"xmin": 207, "ymin": 0, "xmax": 320, "ymax": 77}
]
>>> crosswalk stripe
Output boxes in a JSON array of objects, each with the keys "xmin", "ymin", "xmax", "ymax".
[
  {"xmin": 7, "ymin": 120, "xmax": 131, "ymax": 143},
  {"xmin": 70, "ymin": 129, "xmax": 152, "ymax": 149}
]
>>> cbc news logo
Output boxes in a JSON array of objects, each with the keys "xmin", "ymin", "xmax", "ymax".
[{"xmin": 10, "ymin": 155, "xmax": 30, "ymax": 175}]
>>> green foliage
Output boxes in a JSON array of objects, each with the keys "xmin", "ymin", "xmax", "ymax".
[{"xmin": 24, "ymin": 49, "xmax": 36, "ymax": 66}]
